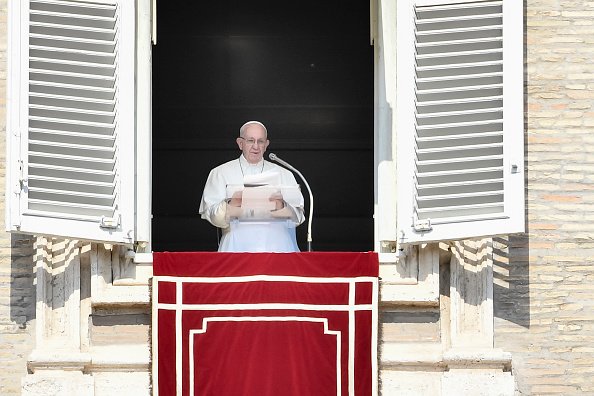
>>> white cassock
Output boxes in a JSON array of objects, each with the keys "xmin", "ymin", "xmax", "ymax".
[{"xmin": 199, "ymin": 155, "xmax": 305, "ymax": 252}]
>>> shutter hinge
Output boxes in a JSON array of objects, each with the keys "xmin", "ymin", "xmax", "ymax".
[
  {"xmin": 413, "ymin": 218, "xmax": 432, "ymax": 233},
  {"xmin": 412, "ymin": 206, "xmax": 433, "ymax": 233},
  {"xmin": 15, "ymin": 159, "xmax": 27, "ymax": 195},
  {"xmin": 100, "ymin": 214, "xmax": 121, "ymax": 229}
]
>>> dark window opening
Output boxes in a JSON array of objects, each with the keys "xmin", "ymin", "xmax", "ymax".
[{"xmin": 152, "ymin": 1, "xmax": 374, "ymax": 252}]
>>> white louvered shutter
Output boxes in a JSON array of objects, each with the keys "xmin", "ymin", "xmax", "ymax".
[
  {"xmin": 6, "ymin": 0, "xmax": 135, "ymax": 244},
  {"xmin": 397, "ymin": 0, "xmax": 524, "ymax": 244}
]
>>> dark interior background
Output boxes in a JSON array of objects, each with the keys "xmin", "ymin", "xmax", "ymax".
[{"xmin": 151, "ymin": 0, "xmax": 374, "ymax": 252}]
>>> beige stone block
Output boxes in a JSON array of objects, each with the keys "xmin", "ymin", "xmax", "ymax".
[
  {"xmin": 554, "ymin": 315, "xmax": 594, "ymax": 322},
  {"xmin": 531, "ymin": 385, "xmax": 577, "ymax": 394},
  {"xmin": 570, "ymin": 366, "xmax": 594, "ymax": 373},
  {"xmin": 562, "ymin": 11, "xmax": 594, "ymax": 17},
  {"xmin": 573, "ymin": 346, "xmax": 594, "ymax": 353},
  {"xmin": 565, "ymin": 275, "xmax": 585, "ymax": 282},
  {"xmin": 519, "ymin": 368, "xmax": 566, "ymax": 376},
  {"xmin": 528, "ymin": 326, "xmax": 552, "ymax": 334},
  {"xmin": 538, "ymin": 10, "xmax": 562, "ymax": 17},
  {"xmin": 557, "ymin": 324, "xmax": 582, "ymax": 331},
  {"xmin": 560, "ymin": 303, "xmax": 584, "ymax": 311},
  {"xmin": 539, "ymin": 275, "xmax": 564, "ymax": 282},
  {"xmin": 555, "ymin": 335, "xmax": 594, "ymax": 342},
  {"xmin": 549, "ymin": 347, "xmax": 572, "ymax": 353},
  {"xmin": 528, "ymin": 0, "xmax": 559, "ymax": 7},
  {"xmin": 525, "ymin": 377, "xmax": 565, "ymax": 385},
  {"xmin": 555, "ymin": 243, "xmax": 581, "ymax": 250},
  {"xmin": 566, "ymin": 83, "xmax": 587, "ymax": 89},
  {"xmin": 567, "ymin": 91, "xmax": 594, "ymax": 99},
  {"xmin": 527, "ymin": 20, "xmax": 571, "ymax": 27}
]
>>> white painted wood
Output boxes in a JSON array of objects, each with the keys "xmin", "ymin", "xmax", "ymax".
[
  {"xmin": 136, "ymin": 0, "xmax": 152, "ymax": 245},
  {"xmin": 396, "ymin": 0, "xmax": 524, "ymax": 245},
  {"xmin": 373, "ymin": 0, "xmax": 398, "ymax": 249},
  {"xmin": 6, "ymin": 0, "xmax": 136, "ymax": 245}
]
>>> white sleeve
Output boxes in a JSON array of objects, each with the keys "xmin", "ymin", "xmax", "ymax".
[{"xmin": 199, "ymin": 168, "xmax": 229, "ymax": 228}]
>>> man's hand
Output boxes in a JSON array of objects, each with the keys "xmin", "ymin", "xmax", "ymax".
[
  {"xmin": 269, "ymin": 191, "xmax": 285, "ymax": 210},
  {"xmin": 228, "ymin": 190, "xmax": 243, "ymax": 207}
]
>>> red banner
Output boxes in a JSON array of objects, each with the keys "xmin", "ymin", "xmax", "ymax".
[{"xmin": 152, "ymin": 252, "xmax": 379, "ymax": 396}]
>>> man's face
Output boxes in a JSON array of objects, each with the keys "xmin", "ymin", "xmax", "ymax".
[{"xmin": 237, "ymin": 124, "xmax": 270, "ymax": 164}]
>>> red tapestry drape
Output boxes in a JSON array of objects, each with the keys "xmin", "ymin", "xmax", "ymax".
[{"xmin": 152, "ymin": 252, "xmax": 379, "ymax": 396}]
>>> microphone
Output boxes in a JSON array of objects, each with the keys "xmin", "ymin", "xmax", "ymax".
[{"xmin": 269, "ymin": 153, "xmax": 314, "ymax": 252}]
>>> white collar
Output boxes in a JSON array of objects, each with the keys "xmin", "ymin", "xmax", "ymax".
[{"xmin": 240, "ymin": 154, "xmax": 264, "ymax": 168}]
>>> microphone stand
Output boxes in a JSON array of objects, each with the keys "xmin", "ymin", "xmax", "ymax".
[{"xmin": 269, "ymin": 153, "xmax": 313, "ymax": 252}]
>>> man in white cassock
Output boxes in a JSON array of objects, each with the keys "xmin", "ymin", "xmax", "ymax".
[{"xmin": 199, "ymin": 121, "xmax": 305, "ymax": 252}]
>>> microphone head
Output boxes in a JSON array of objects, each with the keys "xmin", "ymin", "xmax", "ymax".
[{"xmin": 269, "ymin": 153, "xmax": 277, "ymax": 161}]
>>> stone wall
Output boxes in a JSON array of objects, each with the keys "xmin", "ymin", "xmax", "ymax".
[
  {"xmin": 493, "ymin": 0, "xmax": 594, "ymax": 394},
  {"xmin": 0, "ymin": 233, "xmax": 36, "ymax": 395},
  {"xmin": 0, "ymin": 1, "xmax": 38, "ymax": 393}
]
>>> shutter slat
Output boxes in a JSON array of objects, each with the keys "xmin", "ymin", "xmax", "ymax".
[
  {"xmin": 416, "ymin": 71, "xmax": 502, "ymax": 84},
  {"xmin": 417, "ymin": 60, "xmax": 502, "ymax": 71},
  {"xmin": 30, "ymin": 36, "xmax": 116, "ymax": 53},
  {"xmin": 29, "ymin": 163, "xmax": 116, "ymax": 183},
  {"xmin": 417, "ymin": 142, "xmax": 503, "ymax": 155},
  {"xmin": 417, "ymin": 99, "xmax": 503, "ymax": 116},
  {"xmin": 416, "ymin": 119, "xmax": 502, "ymax": 131},
  {"xmin": 29, "ymin": 186, "xmax": 115, "ymax": 201},
  {"xmin": 416, "ymin": 110, "xmax": 503, "ymax": 127},
  {"xmin": 416, "ymin": 85, "xmax": 502, "ymax": 102},
  {"xmin": 416, "ymin": 51, "xmax": 502, "ymax": 68},
  {"xmin": 29, "ymin": 152, "xmax": 116, "ymax": 172},
  {"xmin": 30, "ymin": 57, "xmax": 116, "ymax": 76},
  {"xmin": 416, "ymin": 37, "xmax": 503, "ymax": 51},
  {"xmin": 30, "ymin": 0, "xmax": 117, "ymax": 14},
  {"xmin": 416, "ymin": 75, "xmax": 502, "ymax": 92},
  {"xmin": 416, "ymin": 46, "xmax": 502, "ymax": 59},
  {"xmin": 30, "ymin": 115, "xmax": 115, "ymax": 128},
  {"xmin": 29, "ymin": 174, "xmax": 115, "ymax": 189},
  {"xmin": 416, "ymin": 25, "xmax": 502, "ymax": 40},
  {"xmin": 29, "ymin": 139, "xmax": 115, "ymax": 156},
  {"xmin": 30, "ymin": 81, "xmax": 115, "ymax": 100},
  {"xmin": 30, "ymin": 103, "xmax": 116, "ymax": 116},
  {"xmin": 416, "ymin": 203, "xmax": 505, "ymax": 221},
  {"xmin": 29, "ymin": 69, "xmax": 116, "ymax": 83},
  {"xmin": 417, "ymin": 189, "xmax": 503, "ymax": 202},
  {"xmin": 28, "ymin": 201, "xmax": 115, "ymax": 218},
  {"xmin": 30, "ymin": 9, "xmax": 117, "ymax": 25},
  {"xmin": 30, "ymin": 45, "xmax": 116, "ymax": 63},
  {"xmin": 30, "ymin": 95, "xmax": 115, "ymax": 112},
  {"xmin": 417, "ymin": 178, "xmax": 503, "ymax": 192},
  {"xmin": 416, "ymin": 157, "xmax": 503, "ymax": 174},
  {"xmin": 416, "ymin": 167, "xmax": 503, "ymax": 182},
  {"xmin": 29, "ymin": 21, "xmax": 116, "ymax": 34},
  {"xmin": 416, "ymin": 153, "xmax": 503, "ymax": 166},
  {"xmin": 416, "ymin": 94, "xmax": 502, "ymax": 108},
  {"xmin": 29, "ymin": 129, "xmax": 115, "ymax": 148}
]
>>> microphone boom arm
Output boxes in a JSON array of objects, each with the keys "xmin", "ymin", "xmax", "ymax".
[{"xmin": 269, "ymin": 153, "xmax": 313, "ymax": 252}]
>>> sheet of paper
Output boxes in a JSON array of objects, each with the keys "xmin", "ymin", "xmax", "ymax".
[
  {"xmin": 243, "ymin": 169, "xmax": 279, "ymax": 186},
  {"xmin": 241, "ymin": 187, "xmax": 276, "ymax": 210}
]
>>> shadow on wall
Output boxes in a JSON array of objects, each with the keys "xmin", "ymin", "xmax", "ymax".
[
  {"xmin": 493, "ymin": 235, "xmax": 530, "ymax": 328},
  {"xmin": 10, "ymin": 233, "xmax": 36, "ymax": 329}
]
